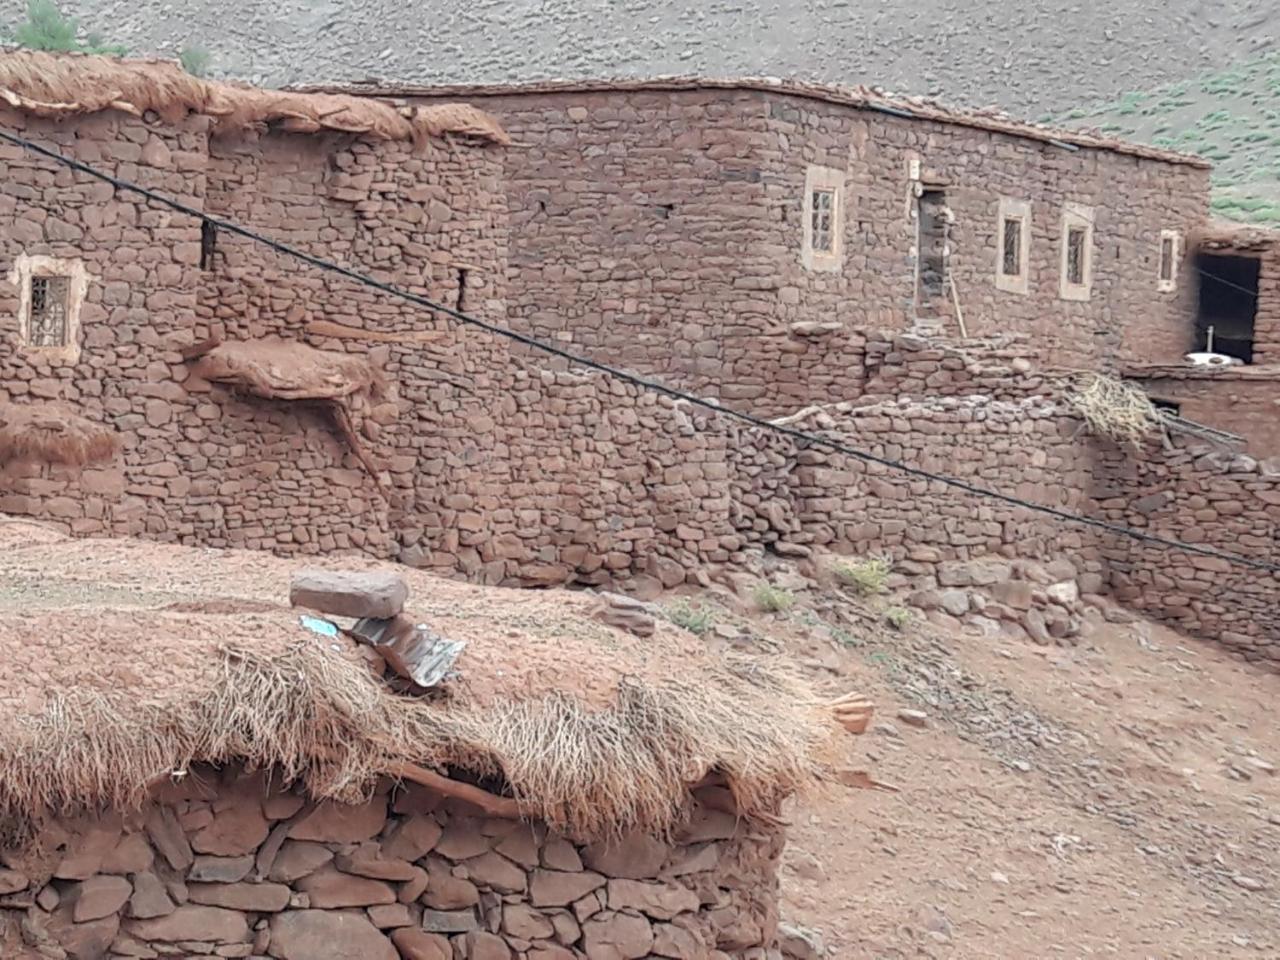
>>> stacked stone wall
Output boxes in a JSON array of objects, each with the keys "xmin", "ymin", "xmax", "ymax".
[
  {"xmin": 1, "ymin": 767, "xmax": 782, "ymax": 959},
  {"xmin": 1095, "ymin": 445, "xmax": 1280, "ymax": 661},
  {"xmin": 418, "ymin": 86, "xmax": 1209, "ymax": 417}
]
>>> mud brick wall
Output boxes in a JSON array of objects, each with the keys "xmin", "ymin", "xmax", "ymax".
[
  {"xmin": 1134, "ymin": 369, "xmax": 1280, "ymax": 457},
  {"xmin": 416, "ymin": 86, "xmax": 1209, "ymax": 417},
  {"xmin": 1095, "ymin": 446, "xmax": 1280, "ymax": 660},
  {"xmin": 0, "ymin": 767, "xmax": 782, "ymax": 960}
]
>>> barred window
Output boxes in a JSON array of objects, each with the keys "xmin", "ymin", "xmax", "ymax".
[
  {"xmin": 1066, "ymin": 226, "xmax": 1087, "ymax": 286},
  {"xmin": 811, "ymin": 189, "xmax": 835, "ymax": 254},
  {"xmin": 1001, "ymin": 217, "xmax": 1024, "ymax": 277},
  {"xmin": 28, "ymin": 275, "xmax": 71, "ymax": 347},
  {"xmin": 1157, "ymin": 231, "xmax": 1179, "ymax": 292}
]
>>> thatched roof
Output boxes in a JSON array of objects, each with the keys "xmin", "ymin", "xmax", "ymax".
[
  {"xmin": 0, "ymin": 49, "xmax": 510, "ymax": 145},
  {"xmin": 0, "ymin": 402, "xmax": 118, "ymax": 467},
  {"xmin": 0, "ymin": 519, "xmax": 830, "ymax": 842}
]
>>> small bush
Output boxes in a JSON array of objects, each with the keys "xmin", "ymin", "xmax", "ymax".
[
  {"xmin": 179, "ymin": 45, "xmax": 211, "ymax": 77},
  {"xmin": 753, "ymin": 583, "xmax": 795, "ymax": 614},
  {"xmin": 886, "ymin": 607, "xmax": 913, "ymax": 630},
  {"xmin": 11, "ymin": 1, "xmax": 126, "ymax": 55},
  {"xmin": 833, "ymin": 556, "xmax": 891, "ymax": 596},
  {"xmin": 664, "ymin": 599, "xmax": 715, "ymax": 636}
]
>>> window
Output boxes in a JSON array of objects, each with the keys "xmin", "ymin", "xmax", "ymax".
[
  {"xmin": 811, "ymin": 189, "xmax": 835, "ymax": 253},
  {"xmin": 28, "ymin": 276, "xmax": 71, "ymax": 347},
  {"xmin": 917, "ymin": 188, "xmax": 949, "ymax": 302},
  {"xmin": 8, "ymin": 255, "xmax": 88, "ymax": 361},
  {"xmin": 1002, "ymin": 218, "xmax": 1023, "ymax": 276},
  {"xmin": 995, "ymin": 198, "xmax": 1031, "ymax": 294},
  {"xmin": 1058, "ymin": 203, "xmax": 1094, "ymax": 301},
  {"xmin": 1158, "ymin": 230, "xmax": 1180, "ymax": 292},
  {"xmin": 802, "ymin": 165, "xmax": 844, "ymax": 272},
  {"xmin": 1066, "ymin": 226, "xmax": 1087, "ymax": 286}
]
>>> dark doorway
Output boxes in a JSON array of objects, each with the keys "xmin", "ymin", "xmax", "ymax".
[{"xmin": 1196, "ymin": 253, "xmax": 1258, "ymax": 363}]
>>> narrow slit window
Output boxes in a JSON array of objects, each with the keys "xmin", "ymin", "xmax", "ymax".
[
  {"xmin": 811, "ymin": 189, "xmax": 835, "ymax": 254},
  {"xmin": 1002, "ymin": 217, "xmax": 1023, "ymax": 277},
  {"xmin": 1058, "ymin": 203, "xmax": 1095, "ymax": 301},
  {"xmin": 29, "ymin": 276, "xmax": 71, "ymax": 347},
  {"xmin": 1158, "ymin": 230, "xmax": 1180, "ymax": 292},
  {"xmin": 1066, "ymin": 226, "xmax": 1087, "ymax": 286}
]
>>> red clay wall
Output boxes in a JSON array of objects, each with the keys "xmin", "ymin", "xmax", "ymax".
[
  {"xmin": 1, "ymin": 767, "xmax": 782, "ymax": 960},
  {"xmin": 419, "ymin": 87, "xmax": 1209, "ymax": 417},
  {"xmin": 1136, "ymin": 370, "xmax": 1280, "ymax": 456}
]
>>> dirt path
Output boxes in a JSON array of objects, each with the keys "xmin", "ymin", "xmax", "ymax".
[{"xmin": 778, "ymin": 609, "xmax": 1280, "ymax": 958}]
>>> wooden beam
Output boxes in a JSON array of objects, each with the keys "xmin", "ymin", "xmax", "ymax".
[{"xmin": 308, "ymin": 319, "xmax": 449, "ymax": 344}]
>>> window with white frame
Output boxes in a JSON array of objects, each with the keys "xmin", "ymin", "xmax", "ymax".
[
  {"xmin": 7, "ymin": 255, "xmax": 88, "ymax": 361},
  {"xmin": 1157, "ymin": 230, "xmax": 1180, "ymax": 292},
  {"xmin": 995, "ymin": 198, "xmax": 1030, "ymax": 294},
  {"xmin": 1059, "ymin": 203, "xmax": 1094, "ymax": 301},
  {"xmin": 802, "ymin": 165, "xmax": 844, "ymax": 272}
]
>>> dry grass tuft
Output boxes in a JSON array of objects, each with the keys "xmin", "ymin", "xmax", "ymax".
[
  {"xmin": 0, "ymin": 637, "xmax": 829, "ymax": 843},
  {"xmin": 1064, "ymin": 373, "xmax": 1165, "ymax": 447},
  {"xmin": 0, "ymin": 49, "xmax": 510, "ymax": 145},
  {"xmin": 0, "ymin": 402, "xmax": 118, "ymax": 466}
]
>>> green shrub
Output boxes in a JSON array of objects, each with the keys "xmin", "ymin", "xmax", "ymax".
[
  {"xmin": 832, "ymin": 556, "xmax": 891, "ymax": 596},
  {"xmin": 179, "ymin": 45, "xmax": 211, "ymax": 77},
  {"xmin": 663, "ymin": 599, "xmax": 715, "ymax": 636},
  {"xmin": 11, "ymin": 1, "xmax": 126, "ymax": 55},
  {"xmin": 753, "ymin": 583, "xmax": 794, "ymax": 614}
]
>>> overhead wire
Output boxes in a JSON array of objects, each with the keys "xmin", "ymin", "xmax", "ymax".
[{"xmin": 1, "ymin": 125, "xmax": 1276, "ymax": 575}]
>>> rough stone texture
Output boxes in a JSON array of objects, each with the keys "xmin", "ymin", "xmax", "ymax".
[
  {"xmin": 407, "ymin": 85, "xmax": 1207, "ymax": 419},
  {"xmin": 0, "ymin": 768, "xmax": 787, "ymax": 960},
  {"xmin": 268, "ymin": 909, "xmax": 398, "ymax": 960},
  {"xmin": 288, "ymin": 568, "xmax": 408, "ymax": 619}
]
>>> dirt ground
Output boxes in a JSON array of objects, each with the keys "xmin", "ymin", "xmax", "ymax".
[{"xmin": 775, "ymin": 605, "xmax": 1280, "ymax": 959}]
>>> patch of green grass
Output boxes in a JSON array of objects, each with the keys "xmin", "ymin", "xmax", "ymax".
[
  {"xmin": 832, "ymin": 556, "xmax": 892, "ymax": 597},
  {"xmin": 663, "ymin": 598, "xmax": 716, "ymax": 636},
  {"xmin": 9, "ymin": 0, "xmax": 127, "ymax": 54},
  {"xmin": 753, "ymin": 583, "xmax": 795, "ymax": 614},
  {"xmin": 179, "ymin": 45, "xmax": 211, "ymax": 77}
]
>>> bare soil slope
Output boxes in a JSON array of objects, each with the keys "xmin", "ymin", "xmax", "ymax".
[{"xmin": 1, "ymin": 0, "xmax": 1277, "ymax": 115}]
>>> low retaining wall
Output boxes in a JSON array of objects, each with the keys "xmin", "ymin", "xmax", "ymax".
[
  {"xmin": 3, "ymin": 768, "xmax": 782, "ymax": 960},
  {"xmin": 1097, "ymin": 445, "xmax": 1280, "ymax": 660}
]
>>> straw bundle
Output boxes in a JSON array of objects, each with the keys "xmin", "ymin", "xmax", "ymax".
[
  {"xmin": 0, "ymin": 49, "xmax": 510, "ymax": 145},
  {"xmin": 0, "ymin": 402, "xmax": 118, "ymax": 466}
]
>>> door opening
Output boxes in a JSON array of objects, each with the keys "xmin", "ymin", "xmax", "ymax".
[{"xmin": 1196, "ymin": 253, "xmax": 1258, "ymax": 363}]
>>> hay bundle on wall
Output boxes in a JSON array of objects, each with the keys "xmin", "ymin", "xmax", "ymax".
[
  {"xmin": 192, "ymin": 339, "xmax": 386, "ymax": 403},
  {"xmin": 0, "ymin": 528, "xmax": 832, "ymax": 842},
  {"xmin": 0, "ymin": 49, "xmax": 510, "ymax": 145},
  {"xmin": 0, "ymin": 402, "xmax": 118, "ymax": 466}
]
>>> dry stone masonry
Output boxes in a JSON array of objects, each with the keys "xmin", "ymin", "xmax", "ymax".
[{"xmin": 3, "ymin": 766, "xmax": 785, "ymax": 960}]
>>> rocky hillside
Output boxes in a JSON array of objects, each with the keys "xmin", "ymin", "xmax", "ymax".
[{"xmin": 0, "ymin": 0, "xmax": 1277, "ymax": 116}]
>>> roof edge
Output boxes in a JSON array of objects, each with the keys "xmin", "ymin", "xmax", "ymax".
[{"xmin": 287, "ymin": 75, "xmax": 1212, "ymax": 169}]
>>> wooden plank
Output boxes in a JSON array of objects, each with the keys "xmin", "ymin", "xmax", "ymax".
[{"xmin": 307, "ymin": 319, "xmax": 449, "ymax": 344}]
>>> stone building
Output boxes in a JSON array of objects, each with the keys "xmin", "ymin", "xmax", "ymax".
[
  {"xmin": 0, "ymin": 524, "xmax": 828, "ymax": 959},
  {"xmin": 339, "ymin": 77, "xmax": 1213, "ymax": 417},
  {"xmin": 1125, "ymin": 223, "xmax": 1280, "ymax": 453}
]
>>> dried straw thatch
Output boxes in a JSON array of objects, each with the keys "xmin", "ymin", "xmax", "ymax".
[
  {"xmin": 192, "ymin": 339, "xmax": 386, "ymax": 402},
  {"xmin": 0, "ymin": 402, "xmax": 118, "ymax": 467},
  {"xmin": 0, "ymin": 524, "xmax": 831, "ymax": 842},
  {"xmin": 1063, "ymin": 372, "xmax": 1165, "ymax": 447},
  {"xmin": 0, "ymin": 49, "xmax": 509, "ymax": 145}
]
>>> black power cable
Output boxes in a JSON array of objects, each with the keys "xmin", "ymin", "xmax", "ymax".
[{"xmin": 2, "ymin": 126, "xmax": 1277, "ymax": 575}]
